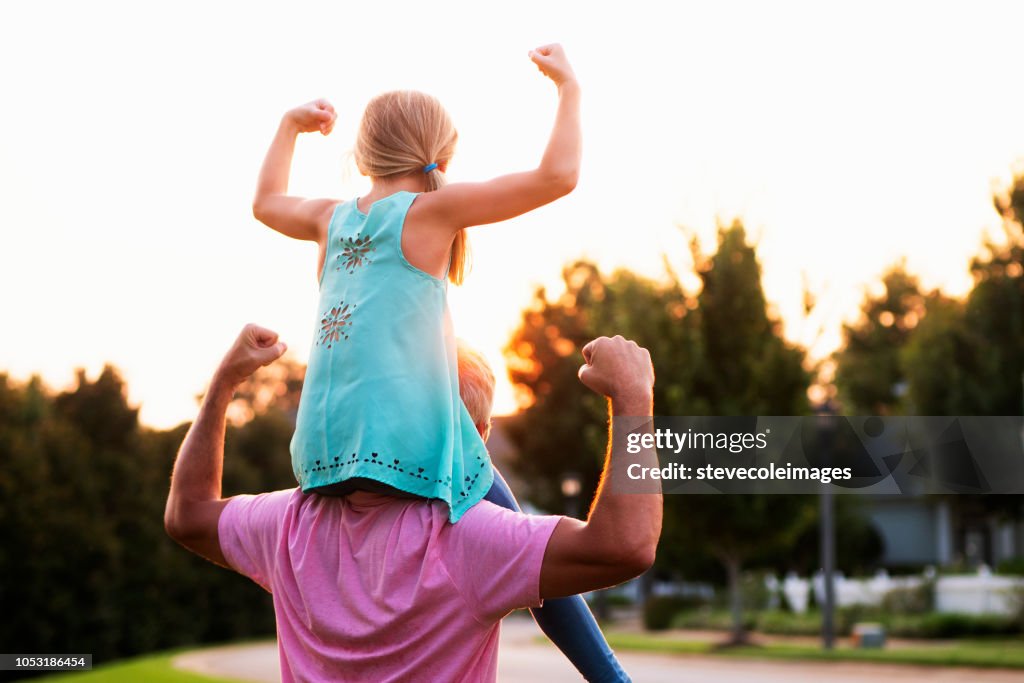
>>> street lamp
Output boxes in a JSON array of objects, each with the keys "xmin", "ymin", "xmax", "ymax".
[
  {"xmin": 561, "ymin": 472, "xmax": 582, "ymax": 519},
  {"xmin": 816, "ymin": 404, "xmax": 838, "ymax": 651}
]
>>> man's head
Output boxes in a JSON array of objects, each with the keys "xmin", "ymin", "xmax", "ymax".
[{"xmin": 456, "ymin": 340, "xmax": 495, "ymax": 441}]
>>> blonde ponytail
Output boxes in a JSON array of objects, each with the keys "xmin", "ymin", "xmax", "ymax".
[{"xmin": 355, "ymin": 91, "xmax": 468, "ymax": 284}]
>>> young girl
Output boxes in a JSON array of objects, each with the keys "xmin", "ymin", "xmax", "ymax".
[{"xmin": 253, "ymin": 44, "xmax": 629, "ymax": 682}]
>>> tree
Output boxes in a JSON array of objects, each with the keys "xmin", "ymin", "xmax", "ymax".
[
  {"xmin": 838, "ymin": 171, "xmax": 1024, "ymax": 418},
  {"xmin": 833, "ymin": 263, "xmax": 925, "ymax": 415},
  {"xmin": 686, "ymin": 223, "xmax": 809, "ymax": 416},
  {"xmin": 0, "ymin": 363, "xmax": 298, "ymax": 664},
  {"xmin": 833, "ymin": 169, "xmax": 1024, "ymax": 560},
  {"xmin": 503, "ymin": 260, "xmax": 695, "ymax": 513},
  {"xmin": 505, "ymin": 221, "xmax": 815, "ymax": 643},
  {"xmin": 959, "ymin": 172, "xmax": 1024, "ymax": 415},
  {"xmin": 940, "ymin": 173, "xmax": 1024, "ymax": 524},
  {"xmin": 901, "ymin": 292, "xmax": 985, "ymax": 415},
  {"xmin": 667, "ymin": 222, "xmax": 813, "ymax": 644}
]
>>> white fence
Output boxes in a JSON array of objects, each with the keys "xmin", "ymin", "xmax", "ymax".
[{"xmin": 777, "ymin": 568, "xmax": 1024, "ymax": 616}]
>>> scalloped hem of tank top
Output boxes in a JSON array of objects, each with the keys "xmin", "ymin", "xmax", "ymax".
[{"xmin": 298, "ymin": 465, "xmax": 494, "ymax": 524}]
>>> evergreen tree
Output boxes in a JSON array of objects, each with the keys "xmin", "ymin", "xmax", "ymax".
[
  {"xmin": 505, "ymin": 222, "xmax": 814, "ymax": 643},
  {"xmin": 833, "ymin": 264, "xmax": 925, "ymax": 414}
]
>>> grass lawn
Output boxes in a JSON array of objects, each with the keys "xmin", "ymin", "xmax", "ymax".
[
  {"xmin": 23, "ymin": 651, "xmax": 245, "ymax": 683},
  {"xmin": 605, "ymin": 632, "xmax": 1024, "ymax": 669}
]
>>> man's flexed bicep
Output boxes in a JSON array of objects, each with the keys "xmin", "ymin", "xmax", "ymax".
[
  {"xmin": 539, "ymin": 335, "xmax": 661, "ymax": 600},
  {"xmin": 165, "ymin": 497, "xmax": 233, "ymax": 567},
  {"xmin": 164, "ymin": 324, "xmax": 288, "ymax": 568}
]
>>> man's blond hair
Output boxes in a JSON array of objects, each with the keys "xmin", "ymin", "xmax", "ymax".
[{"xmin": 456, "ymin": 340, "xmax": 495, "ymax": 437}]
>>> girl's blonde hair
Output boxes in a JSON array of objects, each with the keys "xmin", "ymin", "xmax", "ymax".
[{"xmin": 354, "ymin": 90, "xmax": 468, "ymax": 285}]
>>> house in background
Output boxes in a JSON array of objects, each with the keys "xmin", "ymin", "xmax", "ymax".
[{"xmin": 867, "ymin": 496, "xmax": 1024, "ymax": 570}]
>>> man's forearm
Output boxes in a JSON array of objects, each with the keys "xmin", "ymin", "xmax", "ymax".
[
  {"xmin": 164, "ymin": 324, "xmax": 286, "ymax": 566},
  {"xmin": 585, "ymin": 392, "xmax": 662, "ymax": 569},
  {"xmin": 165, "ymin": 372, "xmax": 234, "ymax": 526}
]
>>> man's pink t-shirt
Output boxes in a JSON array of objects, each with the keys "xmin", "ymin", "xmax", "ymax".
[{"xmin": 218, "ymin": 489, "xmax": 560, "ymax": 683}]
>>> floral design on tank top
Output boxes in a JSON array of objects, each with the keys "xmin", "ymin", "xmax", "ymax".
[
  {"xmin": 337, "ymin": 233, "xmax": 375, "ymax": 273},
  {"xmin": 318, "ymin": 301, "xmax": 354, "ymax": 348}
]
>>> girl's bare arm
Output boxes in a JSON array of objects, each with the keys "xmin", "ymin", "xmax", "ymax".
[
  {"xmin": 411, "ymin": 44, "xmax": 582, "ymax": 232},
  {"xmin": 252, "ymin": 100, "xmax": 339, "ymax": 244}
]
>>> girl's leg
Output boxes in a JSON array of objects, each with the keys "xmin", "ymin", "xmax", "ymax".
[{"xmin": 484, "ymin": 467, "xmax": 632, "ymax": 683}]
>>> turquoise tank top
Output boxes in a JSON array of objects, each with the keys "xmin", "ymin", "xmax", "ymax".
[{"xmin": 290, "ymin": 191, "xmax": 493, "ymax": 523}]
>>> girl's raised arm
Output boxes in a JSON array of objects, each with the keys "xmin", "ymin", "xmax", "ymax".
[
  {"xmin": 252, "ymin": 99, "xmax": 340, "ymax": 243},
  {"xmin": 413, "ymin": 44, "xmax": 582, "ymax": 231}
]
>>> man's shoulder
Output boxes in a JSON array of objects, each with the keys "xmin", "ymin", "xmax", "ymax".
[
  {"xmin": 222, "ymin": 488, "xmax": 302, "ymax": 528},
  {"xmin": 436, "ymin": 501, "xmax": 563, "ymax": 621},
  {"xmin": 444, "ymin": 500, "xmax": 562, "ymax": 544},
  {"xmin": 230, "ymin": 487, "xmax": 302, "ymax": 507},
  {"xmin": 218, "ymin": 488, "xmax": 303, "ymax": 591},
  {"xmin": 456, "ymin": 499, "xmax": 528, "ymax": 523}
]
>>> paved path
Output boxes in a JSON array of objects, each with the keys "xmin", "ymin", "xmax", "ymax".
[{"xmin": 174, "ymin": 615, "xmax": 1024, "ymax": 682}]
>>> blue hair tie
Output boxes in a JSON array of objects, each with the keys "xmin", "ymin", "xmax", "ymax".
[{"xmin": 423, "ymin": 163, "xmax": 438, "ymax": 173}]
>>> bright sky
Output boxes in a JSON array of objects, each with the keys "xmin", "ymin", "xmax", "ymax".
[{"xmin": 3, "ymin": 1, "xmax": 1023, "ymax": 428}]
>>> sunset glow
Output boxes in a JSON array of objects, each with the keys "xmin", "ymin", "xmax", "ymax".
[{"xmin": 3, "ymin": 1, "xmax": 1024, "ymax": 427}]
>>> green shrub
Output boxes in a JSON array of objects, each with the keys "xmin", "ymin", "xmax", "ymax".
[
  {"xmin": 741, "ymin": 571, "xmax": 774, "ymax": 612},
  {"xmin": 756, "ymin": 609, "xmax": 823, "ymax": 636},
  {"xmin": 885, "ymin": 565, "xmax": 929, "ymax": 577},
  {"xmin": 643, "ymin": 596, "xmax": 708, "ymax": 631},
  {"xmin": 1011, "ymin": 586, "xmax": 1024, "ymax": 628},
  {"xmin": 884, "ymin": 614, "xmax": 921, "ymax": 636},
  {"xmin": 881, "ymin": 582, "xmax": 933, "ymax": 615},
  {"xmin": 996, "ymin": 557, "xmax": 1024, "ymax": 576},
  {"xmin": 870, "ymin": 612, "xmax": 1022, "ymax": 638},
  {"xmin": 669, "ymin": 608, "xmax": 755, "ymax": 632},
  {"xmin": 911, "ymin": 613, "xmax": 1020, "ymax": 638},
  {"xmin": 832, "ymin": 609, "xmax": 1023, "ymax": 639},
  {"xmin": 606, "ymin": 593, "xmax": 635, "ymax": 608}
]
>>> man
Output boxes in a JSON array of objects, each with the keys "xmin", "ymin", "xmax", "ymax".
[{"xmin": 165, "ymin": 324, "xmax": 660, "ymax": 682}]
